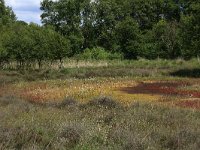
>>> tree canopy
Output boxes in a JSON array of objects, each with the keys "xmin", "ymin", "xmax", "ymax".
[
  {"xmin": 40, "ymin": 0, "xmax": 200, "ymax": 59},
  {"xmin": 0, "ymin": 0, "xmax": 200, "ymax": 69}
]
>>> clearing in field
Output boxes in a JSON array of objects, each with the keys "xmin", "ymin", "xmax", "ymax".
[{"xmin": 2, "ymin": 75, "xmax": 200, "ymax": 109}]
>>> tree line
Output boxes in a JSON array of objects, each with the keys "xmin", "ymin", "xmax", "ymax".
[{"xmin": 0, "ymin": 0, "xmax": 200, "ymax": 68}]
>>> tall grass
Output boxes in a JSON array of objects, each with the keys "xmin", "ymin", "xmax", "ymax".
[
  {"xmin": 1, "ymin": 58, "xmax": 200, "ymax": 83},
  {"xmin": 1, "ymin": 58, "xmax": 200, "ymax": 70}
]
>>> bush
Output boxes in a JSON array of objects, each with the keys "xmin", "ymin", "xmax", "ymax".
[
  {"xmin": 108, "ymin": 52, "xmax": 124, "ymax": 60},
  {"xmin": 0, "ymin": 95, "xmax": 21, "ymax": 106},
  {"xmin": 56, "ymin": 124, "xmax": 84, "ymax": 148},
  {"xmin": 57, "ymin": 97, "xmax": 78, "ymax": 108},
  {"xmin": 0, "ymin": 126, "xmax": 50, "ymax": 149},
  {"xmin": 87, "ymin": 96, "xmax": 120, "ymax": 109},
  {"xmin": 77, "ymin": 47, "xmax": 122, "ymax": 60},
  {"xmin": 108, "ymin": 128, "xmax": 144, "ymax": 150}
]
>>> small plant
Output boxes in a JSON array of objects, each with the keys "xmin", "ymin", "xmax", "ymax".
[
  {"xmin": 108, "ymin": 128, "xmax": 144, "ymax": 150},
  {"xmin": 77, "ymin": 47, "xmax": 121, "ymax": 60},
  {"xmin": 57, "ymin": 97, "xmax": 78, "ymax": 108},
  {"xmin": 57, "ymin": 124, "xmax": 84, "ymax": 148},
  {"xmin": 0, "ymin": 95, "xmax": 20, "ymax": 106},
  {"xmin": 87, "ymin": 96, "xmax": 120, "ymax": 109}
]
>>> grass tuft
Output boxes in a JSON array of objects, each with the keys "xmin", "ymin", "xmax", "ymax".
[
  {"xmin": 56, "ymin": 124, "xmax": 84, "ymax": 149},
  {"xmin": 57, "ymin": 97, "xmax": 78, "ymax": 108},
  {"xmin": 87, "ymin": 96, "xmax": 120, "ymax": 109}
]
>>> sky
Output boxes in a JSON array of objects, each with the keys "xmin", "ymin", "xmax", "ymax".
[
  {"xmin": 5, "ymin": 0, "xmax": 95, "ymax": 24},
  {"xmin": 5, "ymin": 0, "xmax": 42, "ymax": 24}
]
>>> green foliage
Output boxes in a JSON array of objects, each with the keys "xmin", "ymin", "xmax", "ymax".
[
  {"xmin": 41, "ymin": 0, "xmax": 84, "ymax": 55},
  {"xmin": 116, "ymin": 17, "xmax": 140, "ymax": 59},
  {"xmin": 0, "ymin": 0, "xmax": 16, "ymax": 65},
  {"xmin": 0, "ymin": 42, "xmax": 7, "ymax": 64},
  {"xmin": 79, "ymin": 47, "xmax": 109, "ymax": 60},
  {"xmin": 77, "ymin": 47, "xmax": 122, "ymax": 60},
  {"xmin": 0, "ymin": 0, "xmax": 16, "ymax": 25},
  {"xmin": 152, "ymin": 20, "xmax": 181, "ymax": 59},
  {"xmin": 1, "ymin": 23, "xmax": 71, "ymax": 69},
  {"xmin": 39, "ymin": 0, "xmax": 199, "ymax": 60},
  {"xmin": 138, "ymin": 30, "xmax": 157, "ymax": 59},
  {"xmin": 180, "ymin": 1, "xmax": 200, "ymax": 59},
  {"xmin": 0, "ymin": 0, "xmax": 199, "ymax": 68}
]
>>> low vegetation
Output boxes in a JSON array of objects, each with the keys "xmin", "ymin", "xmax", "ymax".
[
  {"xmin": 0, "ymin": 59, "xmax": 200, "ymax": 149},
  {"xmin": 0, "ymin": 95, "xmax": 200, "ymax": 150}
]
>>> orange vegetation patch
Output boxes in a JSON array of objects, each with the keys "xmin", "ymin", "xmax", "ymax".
[
  {"xmin": 3, "ymin": 79, "xmax": 200, "ymax": 109},
  {"xmin": 9, "ymin": 79, "xmax": 141, "ymax": 104}
]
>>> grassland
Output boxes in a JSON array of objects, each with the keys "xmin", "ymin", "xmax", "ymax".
[{"xmin": 0, "ymin": 59, "xmax": 200, "ymax": 150}]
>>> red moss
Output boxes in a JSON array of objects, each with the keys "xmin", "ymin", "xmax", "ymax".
[
  {"xmin": 120, "ymin": 82, "xmax": 188, "ymax": 96},
  {"xmin": 120, "ymin": 81, "xmax": 200, "ymax": 98},
  {"xmin": 120, "ymin": 81, "xmax": 200, "ymax": 109}
]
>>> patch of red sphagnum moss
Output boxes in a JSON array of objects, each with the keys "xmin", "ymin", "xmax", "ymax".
[{"xmin": 120, "ymin": 82, "xmax": 200, "ymax": 109}]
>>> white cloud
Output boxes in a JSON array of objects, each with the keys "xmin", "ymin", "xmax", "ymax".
[
  {"xmin": 5, "ymin": 0, "xmax": 42, "ymax": 24},
  {"xmin": 15, "ymin": 10, "xmax": 41, "ymax": 24},
  {"xmin": 6, "ymin": 0, "xmax": 41, "ymax": 8}
]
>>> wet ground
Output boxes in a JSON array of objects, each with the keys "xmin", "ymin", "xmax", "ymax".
[
  {"xmin": 2, "ymin": 79, "xmax": 200, "ymax": 110},
  {"xmin": 120, "ymin": 81, "xmax": 200, "ymax": 109}
]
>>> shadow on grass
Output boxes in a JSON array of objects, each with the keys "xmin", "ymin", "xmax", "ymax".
[{"xmin": 170, "ymin": 69, "xmax": 200, "ymax": 78}]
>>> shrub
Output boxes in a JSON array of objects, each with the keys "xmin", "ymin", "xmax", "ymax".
[
  {"xmin": 57, "ymin": 97, "xmax": 78, "ymax": 108},
  {"xmin": 87, "ymin": 96, "xmax": 120, "ymax": 109},
  {"xmin": 0, "ymin": 126, "xmax": 49, "ymax": 149},
  {"xmin": 0, "ymin": 95, "xmax": 21, "ymax": 106},
  {"xmin": 77, "ymin": 47, "xmax": 122, "ymax": 60},
  {"xmin": 108, "ymin": 128, "xmax": 144, "ymax": 150},
  {"xmin": 108, "ymin": 52, "xmax": 124, "ymax": 60},
  {"xmin": 56, "ymin": 124, "xmax": 84, "ymax": 148}
]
